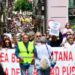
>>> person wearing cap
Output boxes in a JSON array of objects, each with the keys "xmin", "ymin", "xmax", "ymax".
[
  {"xmin": 15, "ymin": 33, "xmax": 35, "ymax": 75},
  {"xmin": 35, "ymin": 36, "xmax": 53, "ymax": 75}
]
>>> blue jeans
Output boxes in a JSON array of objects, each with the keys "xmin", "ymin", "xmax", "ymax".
[
  {"xmin": 20, "ymin": 64, "xmax": 34, "ymax": 75},
  {"xmin": 37, "ymin": 67, "xmax": 50, "ymax": 75}
]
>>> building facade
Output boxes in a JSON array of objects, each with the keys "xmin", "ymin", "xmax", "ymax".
[
  {"xmin": 47, "ymin": 0, "xmax": 68, "ymax": 28},
  {"xmin": 33, "ymin": 0, "xmax": 69, "ymax": 33}
]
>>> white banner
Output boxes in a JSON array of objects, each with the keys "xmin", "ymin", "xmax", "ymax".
[
  {"xmin": 0, "ymin": 49, "xmax": 21, "ymax": 75},
  {"xmin": 51, "ymin": 47, "xmax": 75, "ymax": 75},
  {"xmin": 0, "ymin": 47, "xmax": 75, "ymax": 75}
]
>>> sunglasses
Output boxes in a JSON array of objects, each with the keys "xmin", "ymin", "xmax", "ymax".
[{"xmin": 36, "ymin": 35, "xmax": 41, "ymax": 37}]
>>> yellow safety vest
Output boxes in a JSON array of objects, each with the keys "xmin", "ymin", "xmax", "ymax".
[
  {"xmin": 18, "ymin": 41, "xmax": 34, "ymax": 64},
  {"xmin": 29, "ymin": 40, "xmax": 34, "ymax": 45}
]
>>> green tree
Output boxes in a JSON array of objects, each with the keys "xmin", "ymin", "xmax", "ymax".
[
  {"xmin": 14, "ymin": 0, "xmax": 32, "ymax": 11},
  {"xmin": 26, "ymin": 2, "xmax": 32, "ymax": 11}
]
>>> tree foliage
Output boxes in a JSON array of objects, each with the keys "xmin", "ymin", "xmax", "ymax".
[{"xmin": 14, "ymin": 0, "xmax": 32, "ymax": 11}]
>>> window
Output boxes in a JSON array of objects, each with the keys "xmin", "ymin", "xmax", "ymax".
[
  {"xmin": 69, "ymin": 0, "xmax": 75, "ymax": 8},
  {"xmin": 69, "ymin": 0, "xmax": 75, "ymax": 31}
]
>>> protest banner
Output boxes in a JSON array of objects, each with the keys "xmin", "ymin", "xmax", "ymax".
[
  {"xmin": 48, "ymin": 21, "xmax": 60, "ymax": 36},
  {"xmin": 0, "ymin": 49, "xmax": 21, "ymax": 75},
  {"xmin": 51, "ymin": 47, "xmax": 75, "ymax": 75},
  {"xmin": 0, "ymin": 47, "xmax": 75, "ymax": 75}
]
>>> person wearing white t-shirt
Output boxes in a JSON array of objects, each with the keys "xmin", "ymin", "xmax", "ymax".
[{"xmin": 35, "ymin": 36, "xmax": 56, "ymax": 75}]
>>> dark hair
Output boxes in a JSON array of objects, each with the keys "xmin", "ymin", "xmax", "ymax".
[
  {"xmin": 65, "ymin": 23, "xmax": 71, "ymax": 28},
  {"xmin": 2, "ymin": 38, "xmax": 12, "ymax": 48}
]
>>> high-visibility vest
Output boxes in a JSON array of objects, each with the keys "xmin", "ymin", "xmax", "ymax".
[
  {"xmin": 18, "ymin": 41, "xmax": 34, "ymax": 64},
  {"xmin": 29, "ymin": 40, "xmax": 34, "ymax": 45}
]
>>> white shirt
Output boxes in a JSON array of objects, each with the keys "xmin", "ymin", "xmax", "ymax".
[
  {"xmin": 35, "ymin": 44, "xmax": 52, "ymax": 66},
  {"xmin": 62, "ymin": 28, "xmax": 74, "ymax": 34},
  {"xmin": 64, "ymin": 42, "xmax": 75, "ymax": 48}
]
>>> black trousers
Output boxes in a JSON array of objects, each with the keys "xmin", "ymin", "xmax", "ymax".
[{"xmin": 38, "ymin": 67, "xmax": 50, "ymax": 75}]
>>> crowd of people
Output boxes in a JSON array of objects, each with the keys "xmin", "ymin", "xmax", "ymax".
[
  {"xmin": 0, "ymin": 13, "xmax": 75, "ymax": 75},
  {"xmin": 9, "ymin": 13, "xmax": 33, "ymax": 34},
  {"xmin": 15, "ymin": 32, "xmax": 56, "ymax": 75},
  {"xmin": 0, "ymin": 22, "xmax": 75, "ymax": 49}
]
